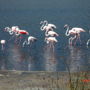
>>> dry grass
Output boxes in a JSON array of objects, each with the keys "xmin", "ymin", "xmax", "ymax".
[{"xmin": 0, "ymin": 70, "xmax": 89, "ymax": 90}]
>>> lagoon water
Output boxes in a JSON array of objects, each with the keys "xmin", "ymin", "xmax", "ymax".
[{"xmin": 0, "ymin": 0, "xmax": 90, "ymax": 72}]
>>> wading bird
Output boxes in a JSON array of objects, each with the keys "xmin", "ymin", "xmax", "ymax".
[
  {"xmin": 23, "ymin": 36, "xmax": 37, "ymax": 47},
  {"xmin": 45, "ymin": 36, "xmax": 58, "ymax": 48},
  {"xmin": 5, "ymin": 26, "xmax": 29, "ymax": 44},
  {"xmin": 14, "ymin": 29, "xmax": 29, "ymax": 44},
  {"xmin": 64, "ymin": 24, "xmax": 85, "ymax": 45},
  {"xmin": 0, "ymin": 40, "xmax": 6, "ymax": 50},
  {"xmin": 40, "ymin": 20, "xmax": 56, "ymax": 32},
  {"xmin": 45, "ymin": 31, "xmax": 59, "ymax": 37},
  {"xmin": 5, "ymin": 26, "xmax": 20, "ymax": 35}
]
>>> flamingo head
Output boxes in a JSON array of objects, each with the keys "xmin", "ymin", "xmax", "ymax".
[
  {"xmin": 64, "ymin": 24, "xmax": 68, "ymax": 28},
  {"xmin": 4, "ymin": 27, "xmax": 10, "ymax": 31},
  {"xmin": 40, "ymin": 21, "xmax": 43, "ymax": 24},
  {"xmin": 44, "ymin": 37, "xmax": 48, "ymax": 41}
]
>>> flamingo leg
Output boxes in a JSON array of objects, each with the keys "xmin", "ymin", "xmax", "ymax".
[
  {"xmin": 52, "ymin": 42, "xmax": 55, "ymax": 52},
  {"xmin": 29, "ymin": 41, "xmax": 32, "ymax": 47},
  {"xmin": 50, "ymin": 42, "xmax": 52, "ymax": 48},
  {"xmin": 78, "ymin": 35, "xmax": 82, "ymax": 44},
  {"xmin": 15, "ymin": 36, "xmax": 19, "ymax": 44},
  {"xmin": 69, "ymin": 37, "xmax": 73, "ymax": 45},
  {"xmin": 18, "ymin": 37, "xmax": 22, "ymax": 45},
  {"xmin": 87, "ymin": 39, "xmax": 90, "ymax": 46},
  {"xmin": 15, "ymin": 35, "xmax": 22, "ymax": 45},
  {"xmin": 74, "ymin": 34, "xmax": 81, "ymax": 45},
  {"xmin": 71, "ymin": 35, "xmax": 77, "ymax": 46},
  {"xmin": 8, "ymin": 34, "xmax": 16, "ymax": 42},
  {"xmin": 74, "ymin": 35, "xmax": 79, "ymax": 46},
  {"xmin": 1, "ymin": 45, "xmax": 4, "ymax": 50}
]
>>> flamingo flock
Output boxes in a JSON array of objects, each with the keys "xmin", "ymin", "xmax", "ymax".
[
  {"xmin": 40, "ymin": 20, "xmax": 58, "ymax": 48},
  {"xmin": 0, "ymin": 20, "xmax": 90, "ymax": 50}
]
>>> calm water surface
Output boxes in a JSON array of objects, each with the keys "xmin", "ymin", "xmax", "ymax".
[{"xmin": 0, "ymin": 0, "xmax": 90, "ymax": 72}]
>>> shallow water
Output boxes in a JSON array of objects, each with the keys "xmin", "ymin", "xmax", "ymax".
[{"xmin": 0, "ymin": 0, "xmax": 90, "ymax": 72}]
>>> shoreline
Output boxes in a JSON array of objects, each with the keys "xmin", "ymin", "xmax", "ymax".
[{"xmin": 0, "ymin": 70, "xmax": 89, "ymax": 90}]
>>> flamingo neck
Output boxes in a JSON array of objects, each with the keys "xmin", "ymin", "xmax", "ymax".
[
  {"xmin": 44, "ymin": 20, "xmax": 48, "ymax": 26},
  {"xmin": 40, "ymin": 22, "xmax": 45, "ymax": 30},
  {"xmin": 45, "ymin": 30, "xmax": 49, "ymax": 36},
  {"xmin": 65, "ymin": 26, "xmax": 70, "ymax": 36}
]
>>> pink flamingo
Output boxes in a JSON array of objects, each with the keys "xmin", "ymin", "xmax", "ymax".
[
  {"xmin": 45, "ymin": 36, "xmax": 58, "ymax": 49},
  {"xmin": 45, "ymin": 31, "xmax": 59, "ymax": 37},
  {"xmin": 64, "ymin": 24, "xmax": 85, "ymax": 45},
  {"xmin": 14, "ymin": 29, "xmax": 29, "ymax": 44},
  {"xmin": 5, "ymin": 26, "xmax": 29, "ymax": 44}
]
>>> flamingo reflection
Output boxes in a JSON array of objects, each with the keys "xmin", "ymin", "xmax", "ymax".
[
  {"xmin": 8, "ymin": 44, "xmax": 34, "ymax": 71},
  {"xmin": 43, "ymin": 45, "xmax": 57, "ymax": 71},
  {"xmin": 66, "ymin": 46, "xmax": 86, "ymax": 72}
]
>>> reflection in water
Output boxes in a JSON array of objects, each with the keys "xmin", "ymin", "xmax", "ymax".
[
  {"xmin": 43, "ymin": 45, "xmax": 57, "ymax": 71},
  {"xmin": 8, "ymin": 45, "xmax": 23, "ymax": 70},
  {"xmin": 0, "ymin": 43, "xmax": 89, "ymax": 72},
  {"xmin": 9, "ymin": 45, "xmax": 31, "ymax": 71},
  {"xmin": 0, "ymin": 50, "xmax": 8, "ymax": 70},
  {"xmin": 67, "ymin": 46, "xmax": 86, "ymax": 72},
  {"xmin": 0, "ymin": 59, "xmax": 6, "ymax": 70}
]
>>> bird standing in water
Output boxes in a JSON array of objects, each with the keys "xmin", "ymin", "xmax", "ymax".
[
  {"xmin": 45, "ymin": 36, "xmax": 58, "ymax": 48},
  {"xmin": 64, "ymin": 24, "xmax": 85, "ymax": 45},
  {"xmin": 40, "ymin": 20, "xmax": 56, "ymax": 32},
  {"xmin": 23, "ymin": 36, "xmax": 37, "ymax": 47}
]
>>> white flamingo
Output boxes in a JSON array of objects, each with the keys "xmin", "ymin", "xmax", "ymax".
[
  {"xmin": 0, "ymin": 40, "xmax": 6, "ymax": 50},
  {"xmin": 45, "ymin": 31, "xmax": 59, "ymax": 37},
  {"xmin": 64, "ymin": 24, "xmax": 85, "ymax": 45},
  {"xmin": 23, "ymin": 36, "xmax": 37, "ymax": 47},
  {"xmin": 40, "ymin": 20, "xmax": 56, "ymax": 32},
  {"xmin": 45, "ymin": 36, "xmax": 58, "ymax": 48}
]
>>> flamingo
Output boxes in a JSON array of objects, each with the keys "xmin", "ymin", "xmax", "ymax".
[
  {"xmin": 64, "ymin": 24, "xmax": 85, "ymax": 45},
  {"xmin": 5, "ymin": 26, "xmax": 29, "ymax": 44},
  {"xmin": 45, "ymin": 31, "xmax": 59, "ymax": 37},
  {"xmin": 0, "ymin": 40, "xmax": 6, "ymax": 50},
  {"xmin": 23, "ymin": 36, "xmax": 37, "ymax": 47},
  {"xmin": 14, "ymin": 29, "xmax": 29, "ymax": 44},
  {"xmin": 40, "ymin": 20, "xmax": 56, "ymax": 32},
  {"xmin": 45, "ymin": 36, "xmax": 58, "ymax": 48},
  {"xmin": 5, "ymin": 26, "xmax": 20, "ymax": 35},
  {"xmin": 5, "ymin": 26, "xmax": 29, "ymax": 36},
  {"xmin": 5, "ymin": 27, "xmax": 13, "ymax": 35}
]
